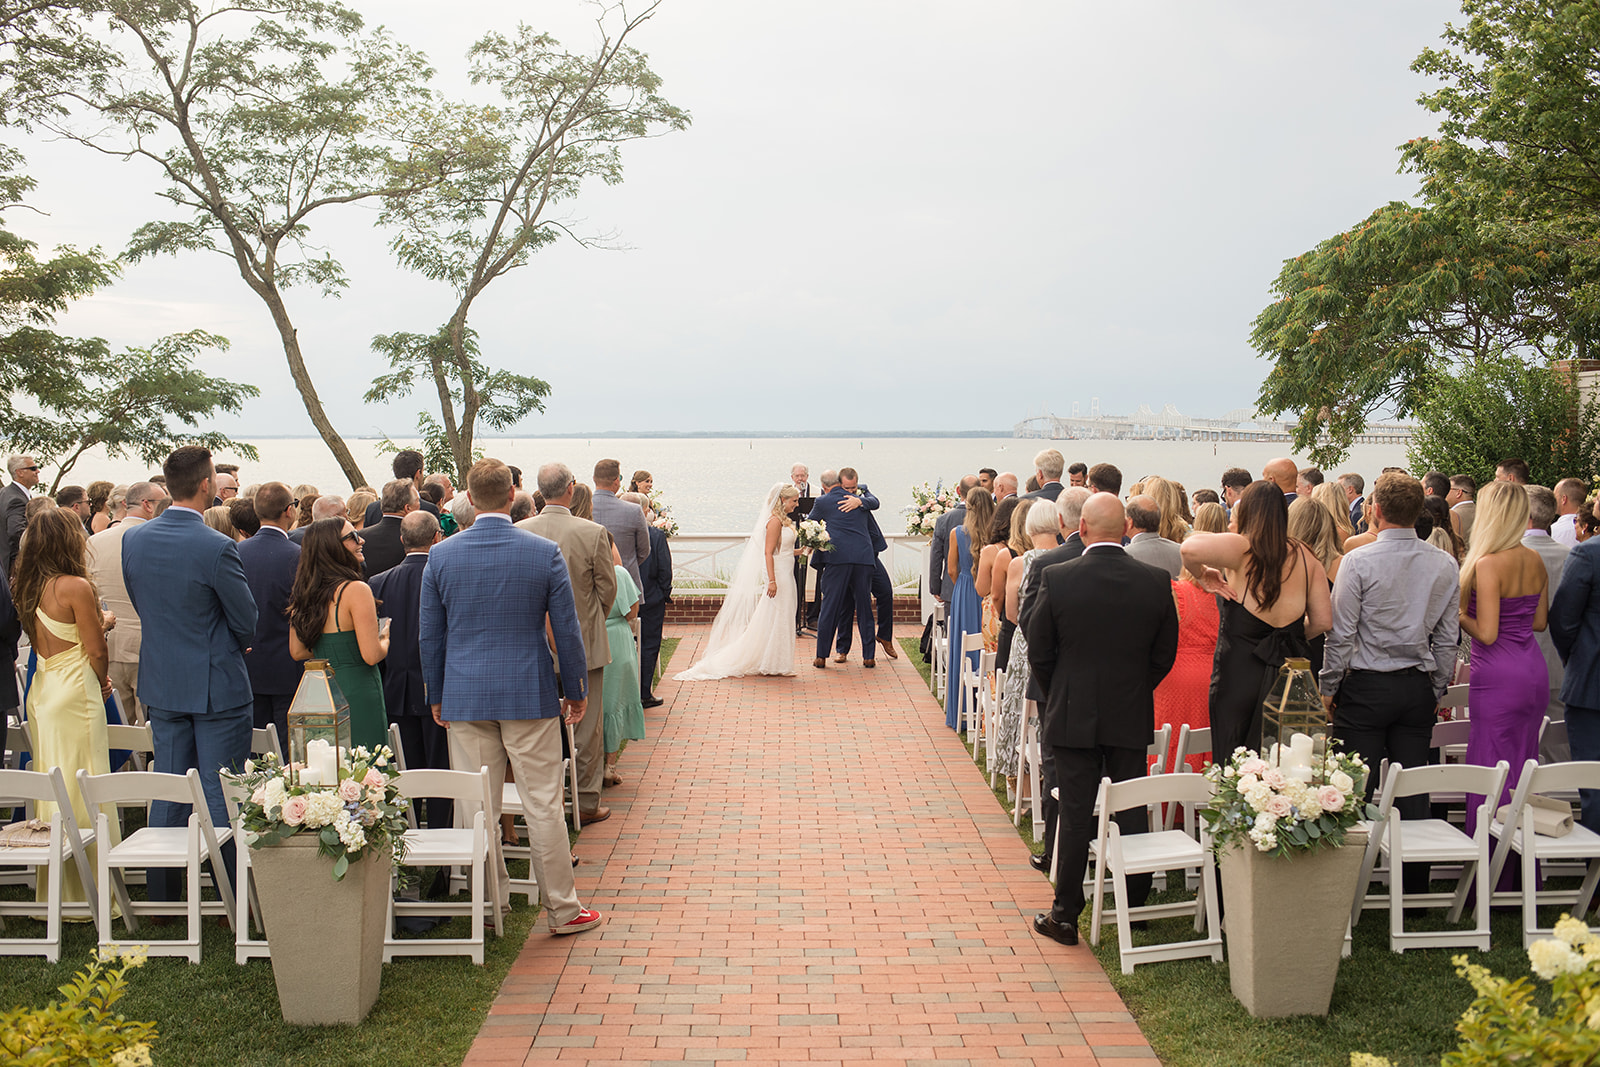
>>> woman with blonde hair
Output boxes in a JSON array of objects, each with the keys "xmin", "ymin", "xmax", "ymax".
[
  {"xmin": 1192, "ymin": 502, "xmax": 1227, "ymax": 534},
  {"xmin": 1288, "ymin": 496, "xmax": 1344, "ymax": 674},
  {"xmin": 203, "ymin": 504, "xmax": 241, "ymax": 541},
  {"xmin": 1459, "ymin": 480, "xmax": 1549, "ymax": 844},
  {"xmin": 346, "ymin": 489, "xmax": 378, "ymax": 530},
  {"xmin": 1142, "ymin": 476, "xmax": 1190, "ymax": 543},
  {"xmin": 1312, "ymin": 481, "xmax": 1356, "ymax": 543},
  {"xmin": 995, "ymin": 498, "xmax": 1061, "ymax": 787},
  {"xmin": 570, "ymin": 483, "xmax": 594, "ymax": 521}
]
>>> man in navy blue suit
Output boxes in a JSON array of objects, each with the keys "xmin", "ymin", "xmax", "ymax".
[
  {"xmin": 809, "ymin": 467, "xmax": 878, "ymax": 669},
  {"xmin": 370, "ymin": 510, "xmax": 451, "ymax": 828},
  {"xmin": 123, "ymin": 446, "xmax": 257, "ymax": 904},
  {"xmin": 1553, "ymin": 523, "xmax": 1600, "ymax": 834},
  {"xmin": 637, "ymin": 506, "xmax": 672, "ymax": 708},
  {"xmin": 238, "ymin": 482, "xmax": 301, "ymax": 754},
  {"xmin": 833, "ymin": 499, "xmax": 897, "ymax": 662}
]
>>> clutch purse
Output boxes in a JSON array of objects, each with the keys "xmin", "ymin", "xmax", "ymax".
[
  {"xmin": 0, "ymin": 818, "xmax": 53, "ymax": 847},
  {"xmin": 1497, "ymin": 794, "xmax": 1574, "ymax": 838}
]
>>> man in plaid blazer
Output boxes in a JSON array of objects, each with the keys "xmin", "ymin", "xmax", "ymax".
[{"xmin": 420, "ymin": 458, "xmax": 601, "ymax": 934}]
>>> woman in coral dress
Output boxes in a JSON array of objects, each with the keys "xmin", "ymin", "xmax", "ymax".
[{"xmin": 1153, "ymin": 577, "xmax": 1220, "ymax": 773}]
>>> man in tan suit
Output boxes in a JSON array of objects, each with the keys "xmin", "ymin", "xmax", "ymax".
[
  {"xmin": 518, "ymin": 462, "xmax": 617, "ymax": 822},
  {"xmin": 85, "ymin": 480, "xmax": 169, "ymax": 723}
]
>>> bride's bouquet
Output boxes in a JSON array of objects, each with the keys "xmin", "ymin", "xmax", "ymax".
[
  {"xmin": 796, "ymin": 519, "xmax": 832, "ymax": 554},
  {"xmin": 646, "ymin": 490, "xmax": 679, "ymax": 537},
  {"xmin": 905, "ymin": 480, "xmax": 961, "ymax": 535}
]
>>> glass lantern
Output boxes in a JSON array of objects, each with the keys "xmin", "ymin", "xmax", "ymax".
[
  {"xmin": 287, "ymin": 660, "xmax": 350, "ymax": 787},
  {"xmin": 1260, "ymin": 657, "xmax": 1329, "ymax": 787}
]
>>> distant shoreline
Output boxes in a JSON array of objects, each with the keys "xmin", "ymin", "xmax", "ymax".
[{"xmin": 238, "ymin": 430, "xmax": 1015, "ymax": 440}]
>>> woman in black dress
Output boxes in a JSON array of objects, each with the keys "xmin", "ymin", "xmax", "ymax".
[{"xmin": 1180, "ymin": 480, "xmax": 1332, "ymax": 759}]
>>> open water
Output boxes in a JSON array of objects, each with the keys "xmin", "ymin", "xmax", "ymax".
[{"xmin": 49, "ymin": 436, "xmax": 1409, "ymax": 533}]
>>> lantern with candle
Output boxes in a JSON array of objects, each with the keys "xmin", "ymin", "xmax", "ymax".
[
  {"xmin": 1259, "ymin": 657, "xmax": 1330, "ymax": 788},
  {"xmin": 287, "ymin": 660, "xmax": 351, "ymax": 787}
]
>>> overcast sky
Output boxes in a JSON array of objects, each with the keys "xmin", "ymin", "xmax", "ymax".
[{"xmin": 18, "ymin": 0, "xmax": 1457, "ymax": 437}]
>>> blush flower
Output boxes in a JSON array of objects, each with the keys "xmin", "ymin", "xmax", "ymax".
[
  {"xmin": 280, "ymin": 795, "xmax": 308, "ymax": 826},
  {"xmin": 362, "ymin": 768, "xmax": 386, "ymax": 790},
  {"xmin": 1262, "ymin": 768, "xmax": 1287, "ymax": 789},
  {"xmin": 338, "ymin": 777, "xmax": 362, "ymax": 802},
  {"xmin": 1265, "ymin": 795, "xmax": 1294, "ymax": 818},
  {"xmin": 1317, "ymin": 785, "xmax": 1345, "ymax": 812}
]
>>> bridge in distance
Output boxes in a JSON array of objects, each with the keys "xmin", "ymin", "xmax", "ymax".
[{"xmin": 1013, "ymin": 403, "xmax": 1413, "ymax": 445}]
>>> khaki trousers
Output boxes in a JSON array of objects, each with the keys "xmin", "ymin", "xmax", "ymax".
[
  {"xmin": 574, "ymin": 666, "xmax": 606, "ymax": 813},
  {"xmin": 108, "ymin": 661, "xmax": 141, "ymax": 725},
  {"xmin": 447, "ymin": 717, "xmax": 582, "ymax": 927}
]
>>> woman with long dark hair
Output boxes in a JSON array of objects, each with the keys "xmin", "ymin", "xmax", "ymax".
[
  {"xmin": 14, "ymin": 506, "xmax": 118, "ymax": 904},
  {"xmin": 287, "ymin": 518, "xmax": 389, "ymax": 750},
  {"xmin": 1182, "ymin": 480, "xmax": 1332, "ymax": 758}
]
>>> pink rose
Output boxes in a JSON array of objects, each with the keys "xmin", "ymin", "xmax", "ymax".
[
  {"xmin": 338, "ymin": 778, "xmax": 362, "ymax": 802},
  {"xmin": 1317, "ymin": 785, "xmax": 1345, "ymax": 812},
  {"xmin": 1265, "ymin": 795, "xmax": 1293, "ymax": 818},
  {"xmin": 1240, "ymin": 758, "xmax": 1269, "ymax": 777},
  {"xmin": 362, "ymin": 768, "xmax": 385, "ymax": 790},
  {"xmin": 1262, "ymin": 769, "xmax": 1287, "ymax": 789},
  {"xmin": 250, "ymin": 786, "xmax": 266, "ymax": 806},
  {"xmin": 280, "ymin": 796, "xmax": 308, "ymax": 826}
]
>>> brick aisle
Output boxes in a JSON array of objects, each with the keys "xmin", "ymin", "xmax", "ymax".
[{"xmin": 465, "ymin": 625, "xmax": 1156, "ymax": 1066}]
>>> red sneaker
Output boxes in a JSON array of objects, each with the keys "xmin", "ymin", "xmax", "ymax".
[{"xmin": 553, "ymin": 908, "xmax": 603, "ymax": 935}]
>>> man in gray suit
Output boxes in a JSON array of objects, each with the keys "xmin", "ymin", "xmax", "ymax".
[
  {"xmin": 1123, "ymin": 495, "xmax": 1182, "ymax": 579},
  {"xmin": 2, "ymin": 455, "xmax": 41, "ymax": 570},
  {"xmin": 928, "ymin": 475, "xmax": 977, "ymax": 602},
  {"xmin": 1526, "ymin": 485, "xmax": 1572, "ymax": 760},
  {"xmin": 590, "ymin": 458, "xmax": 650, "ymax": 588},
  {"xmin": 518, "ymin": 462, "xmax": 618, "ymax": 822}
]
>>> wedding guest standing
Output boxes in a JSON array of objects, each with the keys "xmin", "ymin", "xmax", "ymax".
[
  {"xmin": 593, "ymin": 459, "xmax": 650, "ymax": 589},
  {"xmin": 4, "ymin": 455, "xmax": 41, "ymax": 568},
  {"xmin": 603, "ymin": 563, "xmax": 645, "ymax": 784},
  {"xmin": 809, "ymin": 469, "xmax": 879, "ymax": 671},
  {"xmin": 1553, "ymin": 514, "xmax": 1600, "ymax": 832},
  {"xmin": 86, "ymin": 481, "xmax": 167, "ymax": 724},
  {"xmin": 1524, "ymin": 486, "xmax": 1571, "ymax": 759},
  {"xmin": 944, "ymin": 486, "xmax": 994, "ymax": 727},
  {"xmin": 122, "ymin": 445, "xmax": 256, "ymax": 906},
  {"xmin": 630, "ymin": 492, "xmax": 672, "ymax": 708},
  {"xmin": 420, "ymin": 458, "xmax": 602, "ymax": 934},
  {"xmin": 1026, "ymin": 493, "xmax": 1178, "ymax": 947},
  {"xmin": 996, "ymin": 500, "xmax": 1055, "ymax": 795},
  {"xmin": 287, "ymin": 518, "xmax": 390, "ymax": 751},
  {"xmin": 237, "ymin": 483, "xmax": 302, "ymax": 753}
]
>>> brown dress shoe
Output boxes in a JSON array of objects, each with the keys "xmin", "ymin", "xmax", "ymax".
[
  {"xmin": 878, "ymin": 638, "xmax": 899, "ymax": 660},
  {"xmin": 813, "ymin": 657, "xmax": 827, "ymax": 668},
  {"xmin": 578, "ymin": 806, "xmax": 612, "ymax": 823},
  {"xmin": 834, "ymin": 653, "xmax": 848, "ymax": 663},
  {"xmin": 863, "ymin": 659, "xmax": 876, "ymax": 668}
]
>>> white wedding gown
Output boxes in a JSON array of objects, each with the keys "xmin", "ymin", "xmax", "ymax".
[{"xmin": 675, "ymin": 523, "xmax": 798, "ymax": 680}]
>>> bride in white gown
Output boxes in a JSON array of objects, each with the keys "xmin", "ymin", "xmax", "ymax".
[{"xmin": 675, "ymin": 483, "xmax": 802, "ymax": 680}]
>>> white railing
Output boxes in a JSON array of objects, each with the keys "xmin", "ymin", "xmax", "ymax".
[{"xmin": 669, "ymin": 533, "xmax": 930, "ymax": 598}]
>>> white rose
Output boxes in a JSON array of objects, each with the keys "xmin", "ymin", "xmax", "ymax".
[
  {"xmin": 1330, "ymin": 771, "xmax": 1354, "ymax": 793},
  {"xmin": 263, "ymin": 779, "xmax": 288, "ymax": 811}
]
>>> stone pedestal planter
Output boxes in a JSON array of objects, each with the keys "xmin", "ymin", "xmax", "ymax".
[
  {"xmin": 250, "ymin": 834, "xmax": 391, "ymax": 1025},
  {"xmin": 1219, "ymin": 829, "xmax": 1366, "ymax": 1018}
]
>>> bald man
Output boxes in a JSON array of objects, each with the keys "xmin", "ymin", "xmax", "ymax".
[
  {"xmin": 1263, "ymin": 458, "xmax": 1298, "ymax": 502},
  {"xmin": 1024, "ymin": 492, "xmax": 1178, "ymax": 947}
]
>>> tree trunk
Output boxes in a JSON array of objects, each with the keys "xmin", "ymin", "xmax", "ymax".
[{"xmin": 259, "ymin": 287, "xmax": 367, "ymax": 490}]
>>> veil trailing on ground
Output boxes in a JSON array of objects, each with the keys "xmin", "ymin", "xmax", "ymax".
[{"xmin": 700, "ymin": 481, "xmax": 788, "ymax": 660}]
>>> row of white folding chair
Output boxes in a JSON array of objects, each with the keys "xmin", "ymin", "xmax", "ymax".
[
  {"xmin": 0, "ymin": 766, "xmax": 99, "ymax": 961},
  {"xmin": 931, "ymin": 601, "xmax": 948, "ymax": 702},
  {"xmin": 1012, "ymin": 699, "xmax": 1043, "ymax": 841},
  {"xmin": 1486, "ymin": 758, "xmax": 1600, "ymax": 946},
  {"xmin": 1350, "ymin": 760, "xmax": 1509, "ymax": 953},
  {"xmin": 386, "ymin": 766, "xmax": 500, "ymax": 964},
  {"xmin": 1086, "ymin": 772, "xmax": 1223, "ymax": 973},
  {"xmin": 1047, "ymin": 724, "xmax": 1173, "ymax": 885},
  {"xmin": 956, "ymin": 633, "xmax": 986, "ymax": 746},
  {"xmin": 980, "ymin": 662, "xmax": 1004, "ymax": 784},
  {"xmin": 77, "ymin": 767, "xmax": 236, "ymax": 963}
]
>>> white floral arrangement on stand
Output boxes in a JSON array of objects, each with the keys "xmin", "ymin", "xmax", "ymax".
[
  {"xmin": 1202, "ymin": 746, "xmax": 1376, "ymax": 858},
  {"xmin": 795, "ymin": 518, "xmax": 832, "ymax": 554},
  {"xmin": 226, "ymin": 745, "xmax": 409, "ymax": 880},
  {"xmin": 904, "ymin": 480, "xmax": 961, "ymax": 536}
]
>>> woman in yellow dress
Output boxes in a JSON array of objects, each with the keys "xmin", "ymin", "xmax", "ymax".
[{"xmin": 14, "ymin": 506, "xmax": 119, "ymax": 906}]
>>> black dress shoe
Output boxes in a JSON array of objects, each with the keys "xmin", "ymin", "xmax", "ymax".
[
  {"xmin": 1032, "ymin": 913, "xmax": 1078, "ymax": 946},
  {"xmin": 641, "ymin": 697, "xmax": 663, "ymax": 709},
  {"xmin": 1028, "ymin": 853, "xmax": 1049, "ymax": 874}
]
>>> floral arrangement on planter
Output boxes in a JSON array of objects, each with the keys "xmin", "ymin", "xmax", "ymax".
[
  {"xmin": 228, "ymin": 744, "xmax": 410, "ymax": 880},
  {"xmin": 796, "ymin": 518, "xmax": 832, "ymax": 554},
  {"xmin": 1352, "ymin": 915, "xmax": 1600, "ymax": 1066},
  {"xmin": 904, "ymin": 480, "xmax": 961, "ymax": 536},
  {"xmin": 1202, "ymin": 746, "xmax": 1376, "ymax": 858},
  {"xmin": 0, "ymin": 947, "xmax": 157, "ymax": 1066},
  {"xmin": 646, "ymin": 490, "xmax": 678, "ymax": 537}
]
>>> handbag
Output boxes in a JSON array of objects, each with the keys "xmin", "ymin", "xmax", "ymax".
[
  {"xmin": 0, "ymin": 818, "xmax": 52, "ymax": 847},
  {"xmin": 919, "ymin": 614, "xmax": 935, "ymax": 664},
  {"xmin": 1497, "ymin": 794, "xmax": 1574, "ymax": 838}
]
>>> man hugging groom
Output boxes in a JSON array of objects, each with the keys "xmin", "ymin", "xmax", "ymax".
[{"xmin": 810, "ymin": 468, "xmax": 879, "ymax": 669}]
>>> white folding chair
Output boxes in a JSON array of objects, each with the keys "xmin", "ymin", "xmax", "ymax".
[
  {"xmin": 1045, "ymin": 724, "xmax": 1180, "ymax": 886},
  {"xmin": 250, "ymin": 727, "xmax": 283, "ymax": 765},
  {"xmin": 1351, "ymin": 760, "xmax": 1508, "ymax": 953},
  {"xmin": 931, "ymin": 602, "xmax": 948, "ymax": 701},
  {"xmin": 218, "ymin": 776, "xmax": 270, "ymax": 964},
  {"xmin": 1087, "ymin": 774, "xmax": 1223, "ymax": 973},
  {"xmin": 956, "ymin": 632, "xmax": 985, "ymax": 746},
  {"xmin": 983, "ymin": 664, "xmax": 1005, "ymax": 785},
  {"xmin": 385, "ymin": 765, "xmax": 500, "ymax": 964},
  {"xmin": 77, "ymin": 767, "xmax": 236, "ymax": 962},
  {"xmin": 1164, "ymin": 726, "xmax": 1212, "ymax": 831},
  {"xmin": 106, "ymin": 722, "xmax": 153, "ymax": 774},
  {"xmin": 0, "ymin": 767, "xmax": 99, "ymax": 961},
  {"xmin": 1013, "ymin": 699, "xmax": 1043, "ymax": 840},
  {"xmin": 972, "ymin": 648, "xmax": 996, "ymax": 763},
  {"xmin": 1439, "ymin": 683, "xmax": 1470, "ymax": 720},
  {"xmin": 1488, "ymin": 759, "xmax": 1600, "ymax": 946}
]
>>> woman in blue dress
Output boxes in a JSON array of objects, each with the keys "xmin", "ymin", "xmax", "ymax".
[{"xmin": 945, "ymin": 486, "xmax": 995, "ymax": 728}]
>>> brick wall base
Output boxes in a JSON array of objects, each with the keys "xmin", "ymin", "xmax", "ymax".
[{"xmin": 666, "ymin": 594, "xmax": 923, "ymax": 627}]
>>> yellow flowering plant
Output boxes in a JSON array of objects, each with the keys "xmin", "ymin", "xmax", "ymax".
[{"xmin": 0, "ymin": 947, "xmax": 158, "ymax": 1066}]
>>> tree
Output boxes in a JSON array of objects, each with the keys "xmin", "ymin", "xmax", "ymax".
[
  {"xmin": 41, "ymin": 0, "xmax": 466, "ymax": 489},
  {"xmin": 1407, "ymin": 352, "xmax": 1600, "ymax": 489},
  {"xmin": 376, "ymin": 3, "xmax": 689, "ymax": 480}
]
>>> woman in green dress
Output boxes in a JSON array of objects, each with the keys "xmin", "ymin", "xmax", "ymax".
[
  {"xmin": 288, "ymin": 517, "xmax": 390, "ymax": 751},
  {"xmin": 603, "ymin": 562, "xmax": 646, "ymax": 784}
]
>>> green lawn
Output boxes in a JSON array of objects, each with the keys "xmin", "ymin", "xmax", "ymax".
[{"xmin": 895, "ymin": 635, "xmax": 1546, "ymax": 1067}]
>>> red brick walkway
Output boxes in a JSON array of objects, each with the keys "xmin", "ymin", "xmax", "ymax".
[{"xmin": 465, "ymin": 626, "xmax": 1155, "ymax": 1065}]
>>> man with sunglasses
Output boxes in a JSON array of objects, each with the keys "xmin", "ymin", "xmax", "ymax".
[{"xmin": 2, "ymin": 455, "xmax": 41, "ymax": 571}]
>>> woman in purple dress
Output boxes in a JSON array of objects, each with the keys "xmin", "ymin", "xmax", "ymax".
[{"xmin": 1460, "ymin": 480, "xmax": 1549, "ymax": 845}]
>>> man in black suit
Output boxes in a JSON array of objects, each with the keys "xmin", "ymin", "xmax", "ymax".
[
  {"xmin": 238, "ymin": 483, "xmax": 302, "ymax": 753},
  {"xmin": 787, "ymin": 464, "xmax": 815, "ymax": 631},
  {"xmin": 1015, "ymin": 486, "xmax": 1090, "ymax": 873},
  {"xmin": 361, "ymin": 449, "xmax": 440, "ymax": 528},
  {"xmin": 2, "ymin": 455, "xmax": 40, "ymax": 569},
  {"xmin": 639, "ymin": 511, "xmax": 673, "ymax": 707},
  {"xmin": 362, "ymin": 478, "xmax": 417, "ymax": 579},
  {"xmin": 0, "ymin": 551, "xmax": 19, "ymax": 717},
  {"xmin": 1021, "ymin": 448, "xmax": 1065, "ymax": 502},
  {"xmin": 1024, "ymin": 492, "xmax": 1178, "ymax": 946},
  {"xmin": 369, "ymin": 511, "xmax": 451, "ymax": 828}
]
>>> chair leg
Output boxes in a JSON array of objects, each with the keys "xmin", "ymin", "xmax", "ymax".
[
  {"xmin": 1575, "ymin": 859, "xmax": 1600, "ymax": 920},
  {"xmin": 1523, "ymin": 841, "xmax": 1541, "ymax": 947},
  {"xmin": 1110, "ymin": 855, "xmax": 1134, "ymax": 976},
  {"xmin": 1446, "ymin": 859, "xmax": 1474, "ymax": 924},
  {"xmin": 46, "ymin": 838, "xmax": 63, "ymax": 963}
]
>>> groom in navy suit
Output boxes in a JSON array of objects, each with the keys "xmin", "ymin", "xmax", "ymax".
[{"xmin": 809, "ymin": 468, "xmax": 879, "ymax": 668}]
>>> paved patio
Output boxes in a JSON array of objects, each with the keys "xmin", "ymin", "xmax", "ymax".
[{"xmin": 464, "ymin": 626, "xmax": 1155, "ymax": 1065}]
